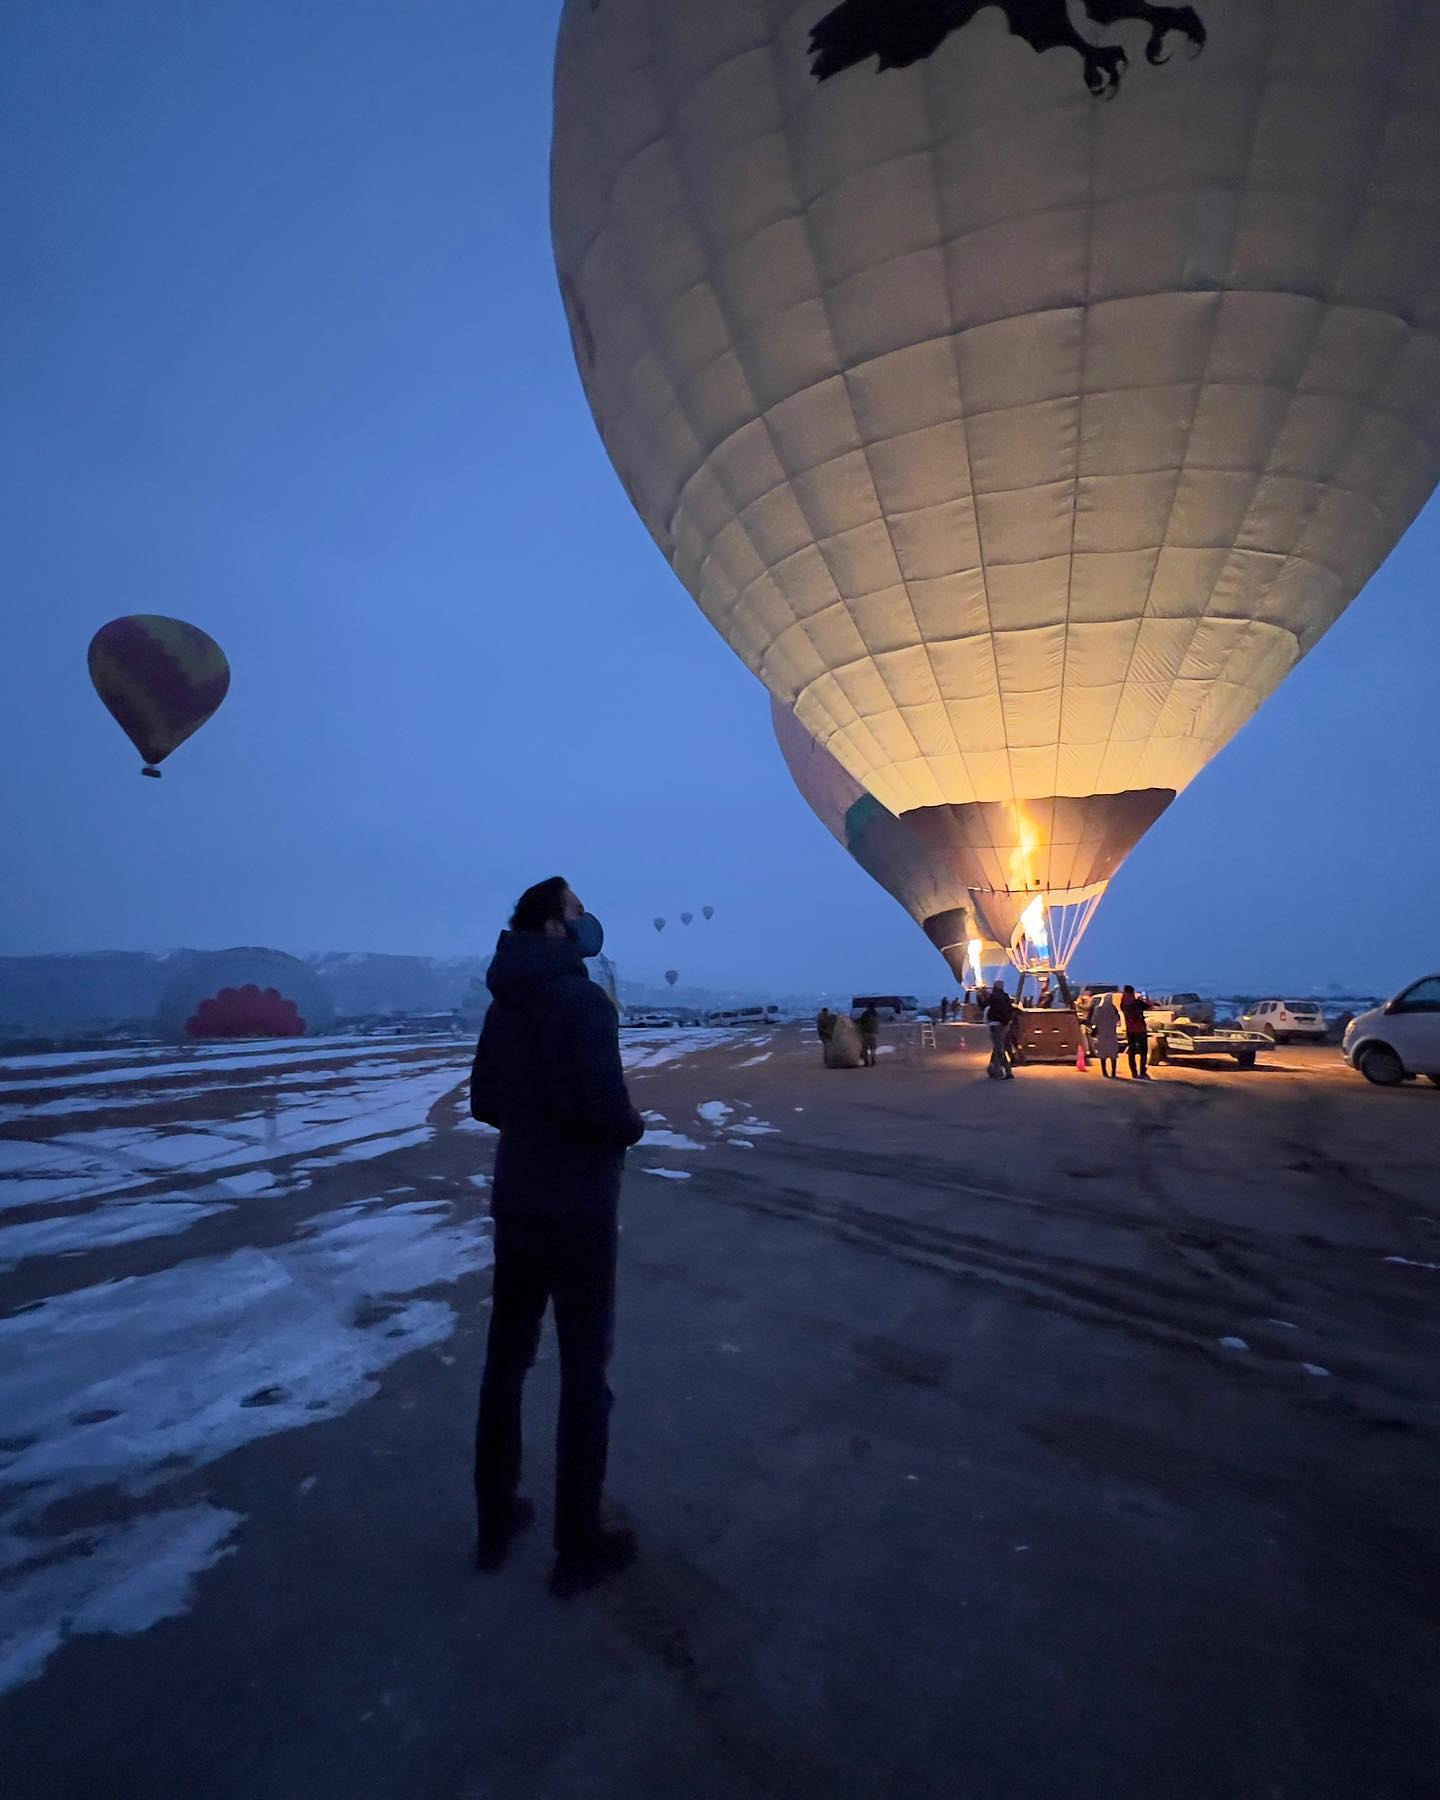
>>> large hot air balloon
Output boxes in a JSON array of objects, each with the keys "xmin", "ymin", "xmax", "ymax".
[
  {"xmin": 702, "ymin": 905, "xmax": 715, "ymax": 921},
  {"xmin": 665, "ymin": 968, "xmax": 680, "ymax": 987},
  {"xmin": 653, "ymin": 916, "xmax": 667, "ymax": 933},
  {"xmin": 681, "ymin": 911, "xmax": 694, "ymax": 926},
  {"xmin": 88, "ymin": 615, "xmax": 230, "ymax": 778},
  {"xmin": 552, "ymin": 1, "xmax": 1440, "ymax": 979}
]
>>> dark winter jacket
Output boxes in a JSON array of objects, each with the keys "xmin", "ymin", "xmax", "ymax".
[
  {"xmin": 984, "ymin": 987, "xmax": 1015, "ymax": 1027},
  {"xmin": 470, "ymin": 931, "xmax": 644, "ymax": 1241}
]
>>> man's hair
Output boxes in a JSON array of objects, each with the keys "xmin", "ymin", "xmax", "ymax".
[{"xmin": 509, "ymin": 875, "xmax": 570, "ymax": 933}]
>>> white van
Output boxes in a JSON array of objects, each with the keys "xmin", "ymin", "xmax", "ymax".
[
  {"xmin": 1343, "ymin": 976, "xmax": 1440, "ymax": 1087},
  {"xmin": 851, "ymin": 994, "xmax": 918, "ymax": 1022}
]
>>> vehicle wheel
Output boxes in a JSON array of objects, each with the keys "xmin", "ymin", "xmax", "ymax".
[
  {"xmin": 1234, "ymin": 1050, "xmax": 1257, "ymax": 1069},
  {"xmin": 1359, "ymin": 1045, "xmax": 1405, "ymax": 1087},
  {"xmin": 1263, "ymin": 1024, "xmax": 1279, "ymax": 1043}
]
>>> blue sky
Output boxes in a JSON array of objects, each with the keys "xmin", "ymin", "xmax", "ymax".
[{"xmin": 2, "ymin": 0, "xmax": 1436, "ymax": 998}]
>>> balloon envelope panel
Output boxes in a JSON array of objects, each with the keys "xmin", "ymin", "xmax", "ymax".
[
  {"xmin": 554, "ymin": 0, "xmax": 1440, "ymax": 840},
  {"xmin": 772, "ymin": 696, "xmax": 1002, "ymax": 970}
]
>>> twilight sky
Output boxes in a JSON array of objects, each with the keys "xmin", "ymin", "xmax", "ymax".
[{"xmin": 2, "ymin": 0, "xmax": 1436, "ymax": 999}]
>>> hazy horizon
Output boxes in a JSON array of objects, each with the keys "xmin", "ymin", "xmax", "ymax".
[{"xmin": 4, "ymin": 2, "xmax": 1436, "ymax": 1003}]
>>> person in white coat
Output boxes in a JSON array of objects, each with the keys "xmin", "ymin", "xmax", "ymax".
[{"xmin": 1091, "ymin": 992, "xmax": 1122, "ymax": 1079}]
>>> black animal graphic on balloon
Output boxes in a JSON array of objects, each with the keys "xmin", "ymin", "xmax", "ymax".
[{"xmin": 810, "ymin": 0, "xmax": 1206, "ymax": 97}]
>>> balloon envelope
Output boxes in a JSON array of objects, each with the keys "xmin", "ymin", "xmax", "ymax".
[
  {"xmin": 702, "ymin": 905, "xmax": 715, "ymax": 921},
  {"xmin": 665, "ymin": 968, "xmax": 679, "ymax": 987},
  {"xmin": 653, "ymin": 916, "xmax": 667, "ymax": 933},
  {"xmin": 88, "ymin": 615, "xmax": 230, "ymax": 775},
  {"xmin": 774, "ymin": 696, "xmax": 1002, "ymax": 976},
  {"xmin": 554, "ymin": 1, "xmax": 1440, "ymax": 945},
  {"xmin": 681, "ymin": 911, "xmax": 694, "ymax": 925},
  {"xmin": 156, "ymin": 948, "xmax": 334, "ymax": 1041}
]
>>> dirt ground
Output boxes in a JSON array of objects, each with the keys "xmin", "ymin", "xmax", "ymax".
[{"xmin": 3, "ymin": 1025, "xmax": 1438, "ymax": 1798}]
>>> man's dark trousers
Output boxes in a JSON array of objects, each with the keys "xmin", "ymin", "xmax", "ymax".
[{"xmin": 475, "ymin": 1220, "xmax": 617, "ymax": 1553}]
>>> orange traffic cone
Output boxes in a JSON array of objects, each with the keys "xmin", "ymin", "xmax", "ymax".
[{"xmin": 1075, "ymin": 1039, "xmax": 1088, "ymax": 1071}]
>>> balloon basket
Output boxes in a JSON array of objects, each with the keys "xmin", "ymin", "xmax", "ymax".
[{"xmin": 141, "ymin": 766, "xmax": 162, "ymax": 779}]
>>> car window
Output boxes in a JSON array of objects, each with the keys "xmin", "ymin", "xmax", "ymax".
[{"xmin": 1396, "ymin": 977, "xmax": 1440, "ymax": 1011}]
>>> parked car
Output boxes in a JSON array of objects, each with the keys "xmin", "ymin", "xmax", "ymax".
[
  {"xmin": 1342, "ymin": 976, "xmax": 1440, "ymax": 1087},
  {"xmin": 1239, "ymin": 999, "xmax": 1327, "ymax": 1043}
]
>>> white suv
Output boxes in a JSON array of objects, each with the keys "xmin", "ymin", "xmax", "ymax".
[
  {"xmin": 1343, "ymin": 976, "xmax": 1440, "ymax": 1088},
  {"xmin": 1240, "ymin": 999, "xmax": 1327, "ymax": 1043}
]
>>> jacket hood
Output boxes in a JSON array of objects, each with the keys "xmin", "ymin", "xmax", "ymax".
[{"xmin": 486, "ymin": 929, "xmax": 587, "ymax": 1001}]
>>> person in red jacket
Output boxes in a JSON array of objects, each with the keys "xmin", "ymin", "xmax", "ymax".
[
  {"xmin": 470, "ymin": 876, "xmax": 645, "ymax": 1595},
  {"xmin": 1120, "ymin": 985, "xmax": 1151, "ymax": 1081}
]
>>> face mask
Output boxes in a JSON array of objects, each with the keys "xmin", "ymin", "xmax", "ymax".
[{"xmin": 566, "ymin": 912, "xmax": 604, "ymax": 959}]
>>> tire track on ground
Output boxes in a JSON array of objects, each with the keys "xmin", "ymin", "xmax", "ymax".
[{"xmin": 679, "ymin": 1162, "xmax": 1434, "ymax": 1418}]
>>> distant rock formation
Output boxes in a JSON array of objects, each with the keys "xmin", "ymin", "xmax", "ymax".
[{"xmin": 306, "ymin": 952, "xmax": 487, "ymax": 1019}]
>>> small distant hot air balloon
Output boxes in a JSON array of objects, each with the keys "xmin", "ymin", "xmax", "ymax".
[
  {"xmin": 653, "ymin": 916, "xmax": 667, "ymax": 933},
  {"xmin": 88, "ymin": 615, "xmax": 230, "ymax": 778},
  {"xmin": 665, "ymin": 969, "xmax": 679, "ymax": 988},
  {"xmin": 702, "ymin": 905, "xmax": 714, "ymax": 922},
  {"xmin": 680, "ymin": 912, "xmax": 694, "ymax": 926}
]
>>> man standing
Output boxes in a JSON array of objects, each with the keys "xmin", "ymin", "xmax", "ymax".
[
  {"xmin": 1120, "ymin": 984, "xmax": 1151, "ymax": 1081},
  {"xmin": 470, "ymin": 876, "xmax": 644, "ymax": 1595},
  {"xmin": 984, "ymin": 981, "xmax": 1016, "ymax": 1080},
  {"xmin": 858, "ymin": 1003, "xmax": 880, "ymax": 1067}
]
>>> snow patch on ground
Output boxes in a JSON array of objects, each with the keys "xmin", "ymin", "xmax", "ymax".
[
  {"xmin": 0, "ymin": 1037, "xmax": 455, "ymax": 1094},
  {"xmin": 1218, "ymin": 1336, "xmax": 1249, "ymax": 1352},
  {"xmin": 0, "ymin": 1199, "xmax": 230, "ymax": 1270},
  {"xmin": 213, "ymin": 1169, "xmax": 277, "ymax": 1197},
  {"xmin": 642, "ymin": 1168, "xmax": 692, "ymax": 1181},
  {"xmin": 0, "ymin": 1200, "xmax": 492, "ymax": 1507},
  {"xmin": 0, "ymin": 1505, "xmax": 242, "ymax": 1696},
  {"xmin": 2, "ymin": 1064, "xmax": 466, "ymax": 1216},
  {"xmin": 621, "ymin": 1031, "xmax": 740, "ymax": 1074},
  {"xmin": 698, "ymin": 1101, "xmax": 733, "ymax": 1125},
  {"xmin": 643, "ymin": 1128, "xmax": 706, "ymax": 1153},
  {"xmin": 730, "ymin": 1117, "xmax": 778, "ymax": 1137}
]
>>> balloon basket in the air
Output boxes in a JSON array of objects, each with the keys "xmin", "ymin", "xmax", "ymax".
[{"xmin": 141, "ymin": 766, "xmax": 162, "ymax": 779}]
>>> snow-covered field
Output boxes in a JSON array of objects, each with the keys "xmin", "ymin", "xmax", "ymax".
[{"xmin": 0, "ymin": 1023, "xmax": 767, "ymax": 1693}]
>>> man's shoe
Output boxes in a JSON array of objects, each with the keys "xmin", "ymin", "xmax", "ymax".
[
  {"xmin": 549, "ymin": 1527, "xmax": 637, "ymax": 1598},
  {"xmin": 474, "ymin": 1497, "xmax": 535, "ymax": 1572}
]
